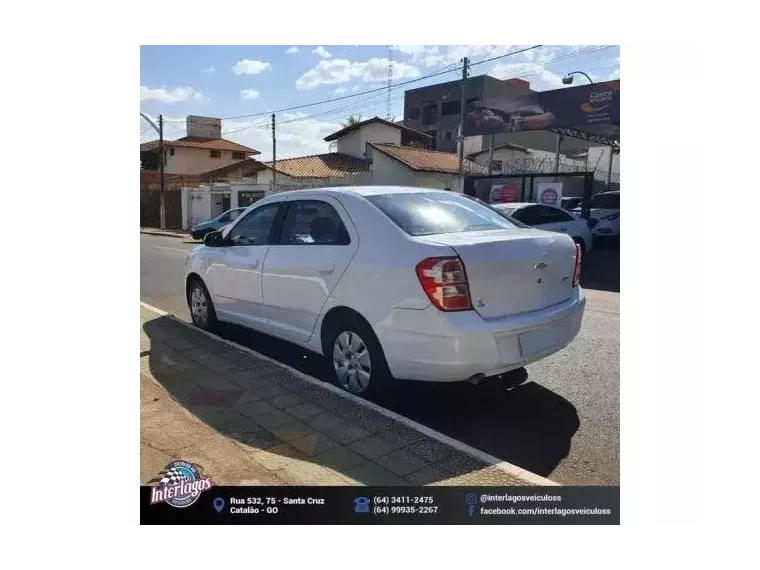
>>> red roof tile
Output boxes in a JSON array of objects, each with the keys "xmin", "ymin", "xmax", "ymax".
[
  {"xmin": 140, "ymin": 137, "xmax": 259, "ymax": 154},
  {"xmin": 263, "ymin": 153, "xmax": 369, "ymax": 179},
  {"xmin": 368, "ymin": 143, "xmax": 487, "ymax": 174}
]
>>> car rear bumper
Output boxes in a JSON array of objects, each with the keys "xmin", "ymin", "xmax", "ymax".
[{"xmin": 374, "ymin": 287, "xmax": 585, "ymax": 383}]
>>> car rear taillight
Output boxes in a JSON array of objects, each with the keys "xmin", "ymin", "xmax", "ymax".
[
  {"xmin": 572, "ymin": 244, "xmax": 582, "ymax": 287},
  {"xmin": 415, "ymin": 256, "xmax": 472, "ymax": 311}
]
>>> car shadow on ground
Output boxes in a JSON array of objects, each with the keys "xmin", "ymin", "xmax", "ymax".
[
  {"xmin": 143, "ymin": 316, "xmax": 580, "ymax": 483},
  {"xmin": 581, "ymin": 244, "xmax": 619, "ymax": 293},
  {"xmin": 214, "ymin": 323, "xmax": 581, "ymax": 479}
]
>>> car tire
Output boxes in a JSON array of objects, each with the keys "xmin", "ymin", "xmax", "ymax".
[
  {"xmin": 324, "ymin": 316, "xmax": 394, "ymax": 398},
  {"xmin": 187, "ymin": 278, "xmax": 218, "ymax": 332}
]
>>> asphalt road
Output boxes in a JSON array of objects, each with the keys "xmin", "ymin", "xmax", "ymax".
[{"xmin": 140, "ymin": 233, "xmax": 620, "ymax": 485}]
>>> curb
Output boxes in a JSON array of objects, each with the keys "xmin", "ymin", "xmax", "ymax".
[
  {"xmin": 139, "ymin": 300, "xmax": 560, "ymax": 487},
  {"xmin": 140, "ymin": 229, "xmax": 192, "ymax": 239}
]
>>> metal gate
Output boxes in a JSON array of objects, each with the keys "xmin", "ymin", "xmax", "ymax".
[
  {"xmin": 140, "ymin": 190, "xmax": 183, "ymax": 229},
  {"xmin": 465, "ymin": 171, "xmax": 596, "ymax": 219}
]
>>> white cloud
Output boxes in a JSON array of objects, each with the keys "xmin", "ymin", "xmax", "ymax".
[
  {"xmin": 609, "ymin": 68, "xmax": 620, "ymax": 80},
  {"xmin": 313, "ymin": 46, "xmax": 332, "ymax": 59},
  {"xmin": 232, "ymin": 59, "xmax": 272, "ymax": 75},
  {"xmin": 296, "ymin": 58, "xmax": 419, "ymax": 90},
  {"xmin": 487, "ymin": 61, "xmax": 565, "ymax": 90},
  {"xmin": 201, "ymin": 66, "xmax": 215, "ymax": 73},
  {"xmin": 351, "ymin": 85, "xmax": 361, "ymax": 92},
  {"xmin": 394, "ymin": 45, "xmax": 427, "ymax": 56},
  {"xmin": 140, "ymin": 85, "xmax": 202, "ymax": 104},
  {"xmin": 286, "ymin": 46, "xmax": 299, "ymax": 54},
  {"xmin": 333, "ymin": 86, "xmax": 347, "ymax": 95},
  {"xmin": 240, "ymin": 89, "xmax": 260, "ymax": 100}
]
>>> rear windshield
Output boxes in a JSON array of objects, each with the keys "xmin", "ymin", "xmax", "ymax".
[{"xmin": 366, "ymin": 192, "xmax": 519, "ymax": 236}]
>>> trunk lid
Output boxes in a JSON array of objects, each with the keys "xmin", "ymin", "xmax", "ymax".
[{"xmin": 418, "ymin": 228, "xmax": 577, "ymax": 319}]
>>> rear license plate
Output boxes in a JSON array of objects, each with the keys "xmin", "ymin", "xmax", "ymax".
[{"xmin": 518, "ymin": 324, "xmax": 560, "ymax": 358}]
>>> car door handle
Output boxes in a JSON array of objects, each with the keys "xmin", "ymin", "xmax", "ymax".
[{"xmin": 318, "ymin": 263, "xmax": 335, "ymax": 274}]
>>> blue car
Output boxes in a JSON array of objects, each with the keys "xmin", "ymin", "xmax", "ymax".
[{"xmin": 191, "ymin": 207, "xmax": 247, "ymax": 240}]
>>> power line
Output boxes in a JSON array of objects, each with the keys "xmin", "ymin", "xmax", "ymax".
[
  {"xmin": 220, "ymin": 45, "xmax": 543, "ymax": 121},
  {"xmin": 254, "ymin": 46, "xmax": 612, "ymax": 130},
  {"xmin": 149, "ymin": 46, "xmax": 616, "ymax": 144}
]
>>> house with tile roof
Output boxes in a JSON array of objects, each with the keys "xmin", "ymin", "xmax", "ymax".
[
  {"xmin": 365, "ymin": 142, "xmax": 486, "ymax": 190},
  {"xmin": 140, "ymin": 116, "xmax": 259, "ymax": 175}
]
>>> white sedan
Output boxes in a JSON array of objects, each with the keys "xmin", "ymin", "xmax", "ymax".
[
  {"xmin": 185, "ymin": 187, "xmax": 586, "ymax": 397},
  {"xmin": 572, "ymin": 191, "xmax": 620, "ymax": 241},
  {"xmin": 489, "ymin": 202, "xmax": 594, "ymax": 254}
]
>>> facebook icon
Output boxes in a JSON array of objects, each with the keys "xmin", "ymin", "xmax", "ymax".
[{"xmin": 468, "ymin": 505, "xmax": 476, "ymax": 517}]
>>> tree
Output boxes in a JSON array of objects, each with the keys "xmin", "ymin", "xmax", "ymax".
[{"xmin": 342, "ymin": 114, "xmax": 362, "ymax": 128}]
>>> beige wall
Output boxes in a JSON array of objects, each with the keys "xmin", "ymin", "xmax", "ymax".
[
  {"xmin": 472, "ymin": 147, "xmax": 530, "ymax": 167},
  {"xmin": 368, "ymin": 147, "xmax": 459, "ymax": 190},
  {"xmin": 164, "ymin": 146, "xmax": 247, "ymax": 175},
  {"xmin": 254, "ymin": 168, "xmax": 296, "ymax": 185},
  {"xmin": 337, "ymin": 123, "xmax": 401, "ymax": 159}
]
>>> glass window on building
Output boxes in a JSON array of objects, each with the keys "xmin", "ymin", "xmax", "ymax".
[{"xmin": 238, "ymin": 191, "xmax": 264, "ymax": 208}]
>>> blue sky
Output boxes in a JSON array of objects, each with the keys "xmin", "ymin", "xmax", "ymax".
[{"xmin": 140, "ymin": 45, "xmax": 620, "ymax": 160}]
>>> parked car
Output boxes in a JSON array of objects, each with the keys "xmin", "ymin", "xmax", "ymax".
[
  {"xmin": 572, "ymin": 191, "xmax": 619, "ymax": 244},
  {"xmin": 190, "ymin": 207, "xmax": 247, "ymax": 240},
  {"xmin": 561, "ymin": 197, "xmax": 583, "ymax": 211},
  {"xmin": 185, "ymin": 187, "xmax": 585, "ymax": 397},
  {"xmin": 489, "ymin": 202, "xmax": 594, "ymax": 254}
]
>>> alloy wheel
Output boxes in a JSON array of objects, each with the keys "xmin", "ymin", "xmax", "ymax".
[
  {"xmin": 332, "ymin": 331, "xmax": 371, "ymax": 394},
  {"xmin": 190, "ymin": 286, "xmax": 208, "ymax": 328}
]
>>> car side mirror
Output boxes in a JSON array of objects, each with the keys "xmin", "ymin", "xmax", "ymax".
[{"xmin": 203, "ymin": 230, "xmax": 227, "ymax": 247}]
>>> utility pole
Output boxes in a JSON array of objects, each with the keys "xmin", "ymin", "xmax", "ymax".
[
  {"xmin": 140, "ymin": 112, "xmax": 167, "ymax": 229},
  {"xmin": 158, "ymin": 114, "xmax": 166, "ymax": 229},
  {"xmin": 487, "ymin": 133, "xmax": 495, "ymax": 177},
  {"xmin": 606, "ymin": 146, "xmax": 615, "ymax": 191},
  {"xmin": 457, "ymin": 56, "xmax": 470, "ymax": 182},
  {"xmin": 553, "ymin": 133, "xmax": 563, "ymax": 182},
  {"xmin": 271, "ymin": 113, "xmax": 277, "ymax": 188}
]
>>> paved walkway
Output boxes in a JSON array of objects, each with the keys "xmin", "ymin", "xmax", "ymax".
[
  {"xmin": 140, "ymin": 304, "xmax": 550, "ymax": 486},
  {"xmin": 140, "ymin": 228, "xmax": 192, "ymax": 239}
]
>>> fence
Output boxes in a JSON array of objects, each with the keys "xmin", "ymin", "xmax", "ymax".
[{"xmin": 491, "ymin": 155, "xmax": 619, "ymax": 193}]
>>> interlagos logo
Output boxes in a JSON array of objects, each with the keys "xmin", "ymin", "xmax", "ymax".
[{"xmin": 149, "ymin": 460, "xmax": 213, "ymax": 508}]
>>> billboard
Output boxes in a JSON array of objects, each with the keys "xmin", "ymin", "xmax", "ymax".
[{"xmin": 464, "ymin": 80, "xmax": 620, "ymax": 137}]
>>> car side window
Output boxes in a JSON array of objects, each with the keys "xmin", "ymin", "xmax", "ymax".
[
  {"xmin": 279, "ymin": 200, "xmax": 350, "ymax": 246},
  {"xmin": 229, "ymin": 209, "xmax": 243, "ymax": 222},
  {"xmin": 513, "ymin": 206, "xmax": 540, "ymax": 225},
  {"xmin": 227, "ymin": 203, "xmax": 280, "ymax": 246},
  {"xmin": 537, "ymin": 206, "xmax": 574, "ymax": 223},
  {"xmin": 217, "ymin": 211, "xmax": 230, "ymax": 223}
]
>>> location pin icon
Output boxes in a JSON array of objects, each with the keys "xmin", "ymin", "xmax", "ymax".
[{"xmin": 213, "ymin": 497, "xmax": 225, "ymax": 513}]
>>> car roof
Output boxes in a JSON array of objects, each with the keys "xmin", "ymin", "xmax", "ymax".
[
  {"xmin": 491, "ymin": 202, "xmax": 538, "ymax": 209},
  {"xmin": 269, "ymin": 186, "xmax": 455, "ymax": 199}
]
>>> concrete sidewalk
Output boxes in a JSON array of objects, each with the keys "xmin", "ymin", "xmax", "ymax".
[
  {"xmin": 140, "ymin": 228, "xmax": 193, "ymax": 239},
  {"xmin": 140, "ymin": 304, "xmax": 554, "ymax": 486}
]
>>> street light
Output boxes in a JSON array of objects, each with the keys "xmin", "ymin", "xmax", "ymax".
[{"xmin": 562, "ymin": 71, "xmax": 594, "ymax": 85}]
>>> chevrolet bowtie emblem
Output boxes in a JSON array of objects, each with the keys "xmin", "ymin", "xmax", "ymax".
[{"xmin": 533, "ymin": 261, "xmax": 549, "ymax": 270}]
